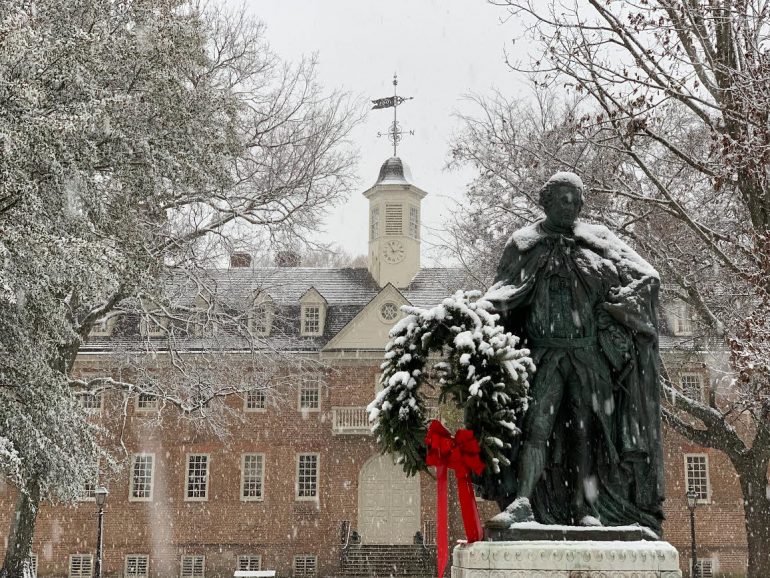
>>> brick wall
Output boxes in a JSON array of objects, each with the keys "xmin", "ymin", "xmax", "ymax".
[{"xmin": 0, "ymin": 357, "xmax": 752, "ymax": 578}]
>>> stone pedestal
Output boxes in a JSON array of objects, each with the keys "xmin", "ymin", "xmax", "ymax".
[{"xmin": 452, "ymin": 540, "xmax": 682, "ymax": 578}]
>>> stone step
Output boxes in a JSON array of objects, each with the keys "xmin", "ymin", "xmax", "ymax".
[{"xmin": 339, "ymin": 545, "xmax": 435, "ymax": 577}]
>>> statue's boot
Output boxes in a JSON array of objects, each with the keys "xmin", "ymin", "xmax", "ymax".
[{"xmin": 486, "ymin": 497, "xmax": 534, "ymax": 529}]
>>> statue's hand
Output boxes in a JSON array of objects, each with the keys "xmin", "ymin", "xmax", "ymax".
[
  {"xmin": 601, "ymin": 301, "xmax": 656, "ymax": 337},
  {"xmin": 596, "ymin": 306, "xmax": 615, "ymax": 330}
]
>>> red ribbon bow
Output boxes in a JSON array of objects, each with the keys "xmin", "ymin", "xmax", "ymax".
[{"xmin": 424, "ymin": 420, "xmax": 485, "ymax": 578}]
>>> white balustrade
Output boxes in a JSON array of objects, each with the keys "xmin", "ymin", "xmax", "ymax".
[{"xmin": 332, "ymin": 407, "xmax": 371, "ymax": 434}]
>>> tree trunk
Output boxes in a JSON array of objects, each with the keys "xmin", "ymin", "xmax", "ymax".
[
  {"xmin": 1, "ymin": 479, "xmax": 40, "ymax": 578},
  {"xmin": 737, "ymin": 460, "xmax": 770, "ymax": 578}
]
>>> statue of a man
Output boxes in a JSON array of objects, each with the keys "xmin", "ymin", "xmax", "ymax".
[{"xmin": 484, "ymin": 172, "xmax": 665, "ymax": 534}]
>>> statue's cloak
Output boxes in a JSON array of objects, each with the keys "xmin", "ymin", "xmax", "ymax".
[{"xmin": 486, "ymin": 219, "xmax": 665, "ymax": 533}]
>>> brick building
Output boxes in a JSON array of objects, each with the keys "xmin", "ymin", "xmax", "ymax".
[{"xmin": 0, "ymin": 157, "xmax": 749, "ymax": 578}]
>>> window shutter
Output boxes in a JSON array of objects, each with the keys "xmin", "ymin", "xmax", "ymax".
[{"xmin": 385, "ymin": 204, "xmax": 402, "ymax": 235}]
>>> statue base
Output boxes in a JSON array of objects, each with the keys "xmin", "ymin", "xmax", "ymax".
[
  {"xmin": 485, "ymin": 522, "xmax": 660, "ymax": 542},
  {"xmin": 452, "ymin": 534, "xmax": 682, "ymax": 578}
]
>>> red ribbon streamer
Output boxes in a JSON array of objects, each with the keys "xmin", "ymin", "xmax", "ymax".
[{"xmin": 424, "ymin": 420, "xmax": 485, "ymax": 578}]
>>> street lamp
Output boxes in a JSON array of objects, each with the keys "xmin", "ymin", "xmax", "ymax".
[
  {"xmin": 686, "ymin": 489, "xmax": 698, "ymax": 578},
  {"xmin": 94, "ymin": 487, "xmax": 108, "ymax": 578}
]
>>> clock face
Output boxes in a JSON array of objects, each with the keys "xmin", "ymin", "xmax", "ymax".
[{"xmin": 382, "ymin": 240, "xmax": 405, "ymax": 264}]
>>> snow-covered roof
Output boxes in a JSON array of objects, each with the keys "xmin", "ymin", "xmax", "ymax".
[
  {"xmin": 81, "ymin": 266, "xmax": 473, "ymax": 353},
  {"xmin": 80, "ymin": 265, "xmax": 698, "ymax": 355},
  {"xmin": 374, "ymin": 156, "xmax": 411, "ymax": 185}
]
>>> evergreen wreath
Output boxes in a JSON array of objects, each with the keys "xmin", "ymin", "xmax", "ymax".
[{"xmin": 367, "ymin": 287, "xmax": 534, "ymax": 478}]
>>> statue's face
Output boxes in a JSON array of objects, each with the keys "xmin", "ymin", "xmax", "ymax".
[{"xmin": 544, "ymin": 184, "xmax": 582, "ymax": 228}]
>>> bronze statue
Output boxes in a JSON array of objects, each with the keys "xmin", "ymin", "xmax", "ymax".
[{"xmin": 484, "ymin": 172, "xmax": 665, "ymax": 534}]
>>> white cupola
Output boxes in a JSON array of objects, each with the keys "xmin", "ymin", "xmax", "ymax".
[{"xmin": 363, "ymin": 157, "xmax": 426, "ymax": 288}]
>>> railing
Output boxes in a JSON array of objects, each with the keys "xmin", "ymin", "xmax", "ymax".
[
  {"xmin": 423, "ymin": 520, "xmax": 437, "ymax": 546},
  {"xmin": 332, "ymin": 405, "xmax": 439, "ymax": 434},
  {"xmin": 332, "ymin": 407, "xmax": 371, "ymax": 434}
]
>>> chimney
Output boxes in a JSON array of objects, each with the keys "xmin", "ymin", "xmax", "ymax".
[
  {"xmin": 275, "ymin": 250, "xmax": 301, "ymax": 267},
  {"xmin": 230, "ymin": 252, "xmax": 252, "ymax": 268}
]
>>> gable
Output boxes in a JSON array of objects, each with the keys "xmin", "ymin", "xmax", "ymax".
[
  {"xmin": 322, "ymin": 284, "xmax": 410, "ymax": 353},
  {"xmin": 299, "ymin": 286, "xmax": 328, "ymax": 305}
]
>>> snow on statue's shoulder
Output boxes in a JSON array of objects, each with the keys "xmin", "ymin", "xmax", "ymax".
[
  {"xmin": 574, "ymin": 221, "xmax": 659, "ymax": 279},
  {"xmin": 507, "ymin": 221, "xmax": 544, "ymax": 252}
]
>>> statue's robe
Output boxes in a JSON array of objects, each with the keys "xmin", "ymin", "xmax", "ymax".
[{"xmin": 485, "ymin": 219, "xmax": 665, "ymax": 534}]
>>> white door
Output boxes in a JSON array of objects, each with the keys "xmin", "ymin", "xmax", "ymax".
[{"xmin": 358, "ymin": 454, "xmax": 420, "ymax": 544}]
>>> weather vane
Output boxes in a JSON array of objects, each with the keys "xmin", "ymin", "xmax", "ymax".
[{"xmin": 372, "ymin": 73, "xmax": 414, "ymax": 157}]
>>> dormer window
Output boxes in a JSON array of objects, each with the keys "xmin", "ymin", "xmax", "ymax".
[
  {"xmin": 139, "ymin": 297, "xmax": 169, "ymax": 338},
  {"xmin": 140, "ymin": 314, "xmax": 169, "ymax": 337},
  {"xmin": 303, "ymin": 305, "xmax": 320, "ymax": 334},
  {"xmin": 299, "ymin": 288, "xmax": 327, "ymax": 337},
  {"xmin": 89, "ymin": 315, "xmax": 119, "ymax": 337},
  {"xmin": 672, "ymin": 301, "xmax": 694, "ymax": 336},
  {"xmin": 249, "ymin": 294, "xmax": 274, "ymax": 337},
  {"xmin": 191, "ymin": 293, "xmax": 217, "ymax": 337}
]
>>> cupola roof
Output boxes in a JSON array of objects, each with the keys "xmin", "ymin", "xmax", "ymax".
[{"xmin": 375, "ymin": 157, "xmax": 411, "ymax": 185}]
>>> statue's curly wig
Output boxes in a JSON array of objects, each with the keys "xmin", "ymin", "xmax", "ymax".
[{"xmin": 538, "ymin": 172, "xmax": 585, "ymax": 208}]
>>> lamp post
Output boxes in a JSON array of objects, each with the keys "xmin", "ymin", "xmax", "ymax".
[
  {"xmin": 94, "ymin": 487, "xmax": 108, "ymax": 578},
  {"xmin": 686, "ymin": 489, "xmax": 698, "ymax": 578}
]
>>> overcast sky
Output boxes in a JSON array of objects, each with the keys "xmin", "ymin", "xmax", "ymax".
[{"xmin": 221, "ymin": 0, "xmax": 528, "ymax": 263}]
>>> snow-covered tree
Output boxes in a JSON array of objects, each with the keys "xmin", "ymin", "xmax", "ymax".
[
  {"xmin": 447, "ymin": 1, "xmax": 770, "ymax": 575},
  {"xmin": 0, "ymin": 1, "xmax": 359, "ymax": 576},
  {"xmin": 368, "ymin": 289, "xmax": 533, "ymax": 480}
]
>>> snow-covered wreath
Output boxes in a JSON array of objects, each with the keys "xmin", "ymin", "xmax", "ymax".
[{"xmin": 367, "ymin": 287, "xmax": 535, "ymax": 478}]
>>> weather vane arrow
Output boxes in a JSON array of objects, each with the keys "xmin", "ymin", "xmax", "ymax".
[{"xmin": 372, "ymin": 73, "xmax": 414, "ymax": 156}]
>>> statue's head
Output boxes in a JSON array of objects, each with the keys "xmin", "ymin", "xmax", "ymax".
[{"xmin": 539, "ymin": 172, "xmax": 584, "ymax": 229}]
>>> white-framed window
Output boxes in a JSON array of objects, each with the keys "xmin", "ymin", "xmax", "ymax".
[
  {"xmin": 140, "ymin": 314, "xmax": 168, "ymax": 337},
  {"xmin": 379, "ymin": 302, "xmax": 399, "ymax": 323},
  {"xmin": 185, "ymin": 454, "xmax": 209, "ymax": 501},
  {"xmin": 409, "ymin": 205, "xmax": 419, "ymax": 239},
  {"xmin": 296, "ymin": 453, "xmax": 319, "ymax": 500},
  {"xmin": 293, "ymin": 555, "xmax": 316, "ymax": 577},
  {"xmin": 673, "ymin": 301, "xmax": 694, "ymax": 336},
  {"xmin": 299, "ymin": 380, "xmax": 320, "ymax": 411},
  {"xmin": 244, "ymin": 389, "xmax": 266, "ymax": 412},
  {"xmin": 241, "ymin": 453, "xmax": 265, "ymax": 501},
  {"xmin": 681, "ymin": 372, "xmax": 704, "ymax": 402},
  {"xmin": 89, "ymin": 315, "xmax": 118, "ymax": 337},
  {"xmin": 129, "ymin": 454, "xmax": 154, "ymax": 502},
  {"xmin": 125, "ymin": 555, "xmax": 149, "ymax": 578},
  {"xmin": 78, "ymin": 392, "xmax": 102, "ymax": 413},
  {"xmin": 385, "ymin": 203, "xmax": 403, "ymax": 235},
  {"xmin": 135, "ymin": 392, "xmax": 159, "ymax": 412},
  {"xmin": 180, "ymin": 555, "xmax": 205, "ymax": 578},
  {"xmin": 302, "ymin": 305, "xmax": 321, "ymax": 335},
  {"xmin": 79, "ymin": 460, "xmax": 99, "ymax": 501},
  {"xmin": 27, "ymin": 554, "xmax": 38, "ymax": 578},
  {"xmin": 370, "ymin": 205, "xmax": 380, "ymax": 240},
  {"xmin": 299, "ymin": 289, "xmax": 326, "ymax": 337},
  {"xmin": 81, "ymin": 479, "xmax": 96, "ymax": 501},
  {"xmin": 250, "ymin": 297, "xmax": 273, "ymax": 337},
  {"xmin": 237, "ymin": 555, "xmax": 262, "ymax": 572},
  {"xmin": 685, "ymin": 453, "xmax": 711, "ymax": 503},
  {"xmin": 190, "ymin": 293, "xmax": 218, "ymax": 338},
  {"xmin": 693, "ymin": 558, "xmax": 714, "ymax": 578},
  {"xmin": 69, "ymin": 554, "xmax": 93, "ymax": 578}
]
